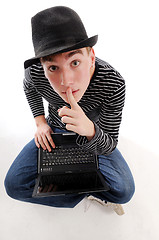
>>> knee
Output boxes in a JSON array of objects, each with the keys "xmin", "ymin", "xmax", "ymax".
[
  {"xmin": 116, "ymin": 179, "xmax": 135, "ymax": 204},
  {"xmin": 4, "ymin": 172, "xmax": 14, "ymax": 199},
  {"xmin": 4, "ymin": 173, "xmax": 12, "ymax": 198},
  {"xmin": 4, "ymin": 171, "xmax": 20, "ymax": 200}
]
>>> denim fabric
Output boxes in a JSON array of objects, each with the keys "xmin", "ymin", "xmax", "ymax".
[{"xmin": 4, "ymin": 128, "xmax": 135, "ymax": 208}]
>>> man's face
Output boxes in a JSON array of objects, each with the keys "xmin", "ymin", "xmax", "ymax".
[{"xmin": 41, "ymin": 48, "xmax": 95, "ymax": 103}]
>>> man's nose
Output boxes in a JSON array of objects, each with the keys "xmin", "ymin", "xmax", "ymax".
[{"xmin": 60, "ymin": 71, "xmax": 74, "ymax": 86}]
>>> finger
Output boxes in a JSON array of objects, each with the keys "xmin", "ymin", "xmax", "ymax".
[
  {"xmin": 47, "ymin": 184, "xmax": 54, "ymax": 192},
  {"xmin": 57, "ymin": 108, "xmax": 62, "ymax": 113},
  {"xmin": 39, "ymin": 186, "xmax": 43, "ymax": 193},
  {"xmin": 53, "ymin": 185, "xmax": 58, "ymax": 192},
  {"xmin": 61, "ymin": 116, "xmax": 76, "ymax": 125},
  {"xmin": 37, "ymin": 135, "xmax": 47, "ymax": 150},
  {"xmin": 38, "ymin": 134, "xmax": 51, "ymax": 152},
  {"xmin": 65, "ymin": 124, "xmax": 78, "ymax": 133},
  {"xmin": 41, "ymin": 134, "xmax": 52, "ymax": 152},
  {"xmin": 58, "ymin": 106, "xmax": 75, "ymax": 118},
  {"xmin": 66, "ymin": 87, "xmax": 78, "ymax": 109},
  {"xmin": 58, "ymin": 106, "xmax": 70, "ymax": 117},
  {"xmin": 34, "ymin": 135, "xmax": 40, "ymax": 148},
  {"xmin": 46, "ymin": 133, "xmax": 56, "ymax": 149},
  {"xmin": 41, "ymin": 185, "xmax": 49, "ymax": 193}
]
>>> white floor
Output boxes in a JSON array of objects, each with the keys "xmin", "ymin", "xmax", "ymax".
[
  {"xmin": 0, "ymin": 134, "xmax": 159, "ymax": 240},
  {"xmin": 0, "ymin": 0, "xmax": 159, "ymax": 239}
]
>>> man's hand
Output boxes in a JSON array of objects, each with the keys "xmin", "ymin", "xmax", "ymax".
[
  {"xmin": 58, "ymin": 87, "xmax": 95, "ymax": 141},
  {"xmin": 34, "ymin": 115, "xmax": 55, "ymax": 152}
]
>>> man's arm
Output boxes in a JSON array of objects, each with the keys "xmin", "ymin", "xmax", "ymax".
[
  {"xmin": 71, "ymin": 68, "xmax": 125, "ymax": 155},
  {"xmin": 23, "ymin": 67, "xmax": 55, "ymax": 151},
  {"xmin": 77, "ymin": 81, "xmax": 125, "ymax": 155}
]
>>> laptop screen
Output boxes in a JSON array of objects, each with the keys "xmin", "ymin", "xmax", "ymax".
[{"xmin": 36, "ymin": 171, "xmax": 107, "ymax": 196}]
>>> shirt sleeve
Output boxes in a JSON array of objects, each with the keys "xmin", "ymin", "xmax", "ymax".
[
  {"xmin": 76, "ymin": 71, "xmax": 125, "ymax": 156},
  {"xmin": 23, "ymin": 67, "xmax": 45, "ymax": 118}
]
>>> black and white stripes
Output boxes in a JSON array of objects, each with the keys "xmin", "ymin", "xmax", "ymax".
[{"xmin": 23, "ymin": 57, "xmax": 125, "ymax": 155}]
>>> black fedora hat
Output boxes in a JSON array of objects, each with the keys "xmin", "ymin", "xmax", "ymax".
[{"xmin": 24, "ymin": 6, "xmax": 98, "ymax": 69}]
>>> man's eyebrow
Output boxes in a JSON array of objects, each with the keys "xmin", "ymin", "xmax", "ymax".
[
  {"xmin": 65, "ymin": 49, "xmax": 83, "ymax": 59},
  {"xmin": 46, "ymin": 49, "xmax": 84, "ymax": 63}
]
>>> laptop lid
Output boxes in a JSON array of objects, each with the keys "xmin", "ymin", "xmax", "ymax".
[{"xmin": 33, "ymin": 170, "xmax": 109, "ymax": 197}]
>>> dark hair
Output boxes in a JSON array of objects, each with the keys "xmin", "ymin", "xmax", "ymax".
[{"xmin": 40, "ymin": 47, "xmax": 92, "ymax": 63}]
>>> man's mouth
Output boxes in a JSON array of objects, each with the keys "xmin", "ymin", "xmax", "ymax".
[{"xmin": 62, "ymin": 89, "xmax": 79, "ymax": 94}]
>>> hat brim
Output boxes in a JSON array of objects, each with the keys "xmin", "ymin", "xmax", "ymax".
[{"xmin": 24, "ymin": 35, "xmax": 98, "ymax": 69}]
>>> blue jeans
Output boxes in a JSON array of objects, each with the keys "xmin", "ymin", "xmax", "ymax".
[{"xmin": 4, "ymin": 128, "xmax": 135, "ymax": 208}]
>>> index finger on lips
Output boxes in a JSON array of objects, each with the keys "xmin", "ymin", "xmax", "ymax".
[{"xmin": 66, "ymin": 87, "xmax": 78, "ymax": 109}]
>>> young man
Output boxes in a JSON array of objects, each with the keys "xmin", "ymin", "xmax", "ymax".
[{"xmin": 4, "ymin": 6, "xmax": 135, "ymax": 213}]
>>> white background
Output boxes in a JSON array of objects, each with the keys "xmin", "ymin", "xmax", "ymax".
[{"xmin": 0, "ymin": 0, "xmax": 159, "ymax": 240}]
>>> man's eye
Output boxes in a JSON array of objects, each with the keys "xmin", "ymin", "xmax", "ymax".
[
  {"xmin": 49, "ymin": 66, "xmax": 58, "ymax": 71},
  {"xmin": 71, "ymin": 60, "xmax": 80, "ymax": 67}
]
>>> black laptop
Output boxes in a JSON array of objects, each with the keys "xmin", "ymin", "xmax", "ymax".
[{"xmin": 32, "ymin": 132, "xmax": 109, "ymax": 197}]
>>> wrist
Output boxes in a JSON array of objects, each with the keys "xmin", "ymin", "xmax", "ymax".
[
  {"xmin": 35, "ymin": 115, "xmax": 47, "ymax": 127},
  {"xmin": 86, "ymin": 122, "xmax": 95, "ymax": 141}
]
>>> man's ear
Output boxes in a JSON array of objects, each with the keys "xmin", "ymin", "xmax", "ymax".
[
  {"xmin": 40, "ymin": 57, "xmax": 44, "ymax": 66},
  {"xmin": 90, "ymin": 47, "xmax": 95, "ymax": 66}
]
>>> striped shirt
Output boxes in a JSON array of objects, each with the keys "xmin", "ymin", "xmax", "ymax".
[{"xmin": 23, "ymin": 57, "xmax": 125, "ymax": 155}]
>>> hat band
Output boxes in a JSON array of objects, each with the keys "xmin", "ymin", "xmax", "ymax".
[{"xmin": 35, "ymin": 37, "xmax": 85, "ymax": 56}]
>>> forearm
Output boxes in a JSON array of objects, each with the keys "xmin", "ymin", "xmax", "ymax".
[
  {"xmin": 23, "ymin": 69, "xmax": 45, "ymax": 118},
  {"xmin": 77, "ymin": 123, "xmax": 117, "ymax": 155},
  {"xmin": 85, "ymin": 121, "xmax": 96, "ymax": 142}
]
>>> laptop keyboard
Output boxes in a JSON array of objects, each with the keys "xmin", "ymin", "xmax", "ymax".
[{"xmin": 41, "ymin": 146, "xmax": 95, "ymax": 173}]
